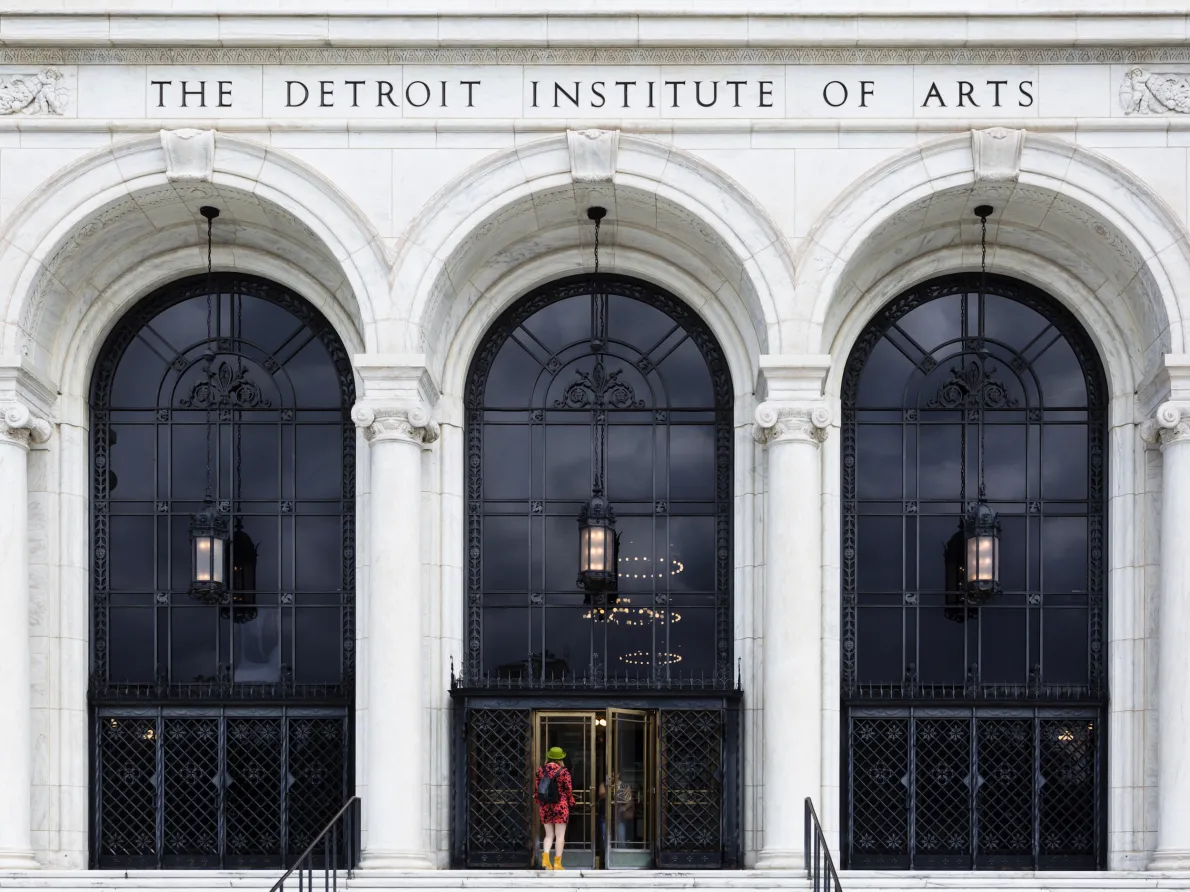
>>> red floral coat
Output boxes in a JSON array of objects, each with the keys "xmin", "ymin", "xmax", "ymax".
[{"xmin": 534, "ymin": 763, "xmax": 575, "ymax": 824}]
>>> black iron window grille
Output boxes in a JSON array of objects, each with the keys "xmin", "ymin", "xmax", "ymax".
[
  {"xmin": 89, "ymin": 273, "xmax": 356, "ymax": 867},
  {"xmin": 847, "ymin": 707, "xmax": 1100, "ymax": 869},
  {"xmin": 840, "ymin": 273, "xmax": 1107, "ymax": 870},
  {"xmin": 93, "ymin": 707, "xmax": 349, "ymax": 869},
  {"xmin": 463, "ymin": 274, "xmax": 734, "ymax": 688}
]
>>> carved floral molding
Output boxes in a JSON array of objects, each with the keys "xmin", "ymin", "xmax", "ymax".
[
  {"xmin": 0, "ymin": 68, "xmax": 66, "ymax": 116},
  {"xmin": 1121, "ymin": 67, "xmax": 1190, "ymax": 115}
]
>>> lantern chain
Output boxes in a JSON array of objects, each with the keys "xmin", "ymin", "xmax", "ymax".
[
  {"xmin": 201, "ymin": 206, "xmax": 219, "ymax": 504},
  {"xmin": 977, "ymin": 206, "xmax": 990, "ymax": 499}
]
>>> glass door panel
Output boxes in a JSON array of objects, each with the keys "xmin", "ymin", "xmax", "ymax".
[
  {"xmin": 533, "ymin": 712, "xmax": 597, "ymax": 869},
  {"xmin": 606, "ymin": 708, "xmax": 656, "ymax": 868}
]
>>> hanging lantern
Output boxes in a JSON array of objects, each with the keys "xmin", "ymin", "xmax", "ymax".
[
  {"xmin": 575, "ymin": 205, "xmax": 621, "ymax": 603},
  {"xmin": 577, "ymin": 489, "xmax": 619, "ymax": 599},
  {"xmin": 190, "ymin": 501, "xmax": 229, "ymax": 601},
  {"xmin": 964, "ymin": 500, "xmax": 1001, "ymax": 598},
  {"xmin": 188, "ymin": 204, "xmax": 226, "ymax": 605}
]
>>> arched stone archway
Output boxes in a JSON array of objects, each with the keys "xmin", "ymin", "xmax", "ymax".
[
  {"xmin": 791, "ymin": 132, "xmax": 1190, "ymax": 870},
  {"xmin": 388, "ymin": 131, "xmax": 798, "ymax": 869},
  {"xmin": 795, "ymin": 132, "xmax": 1190, "ymax": 400},
  {"xmin": 391, "ymin": 132, "xmax": 796, "ymax": 389},
  {"xmin": 0, "ymin": 134, "xmax": 389, "ymax": 869},
  {"xmin": 0, "ymin": 133, "xmax": 388, "ymax": 396}
]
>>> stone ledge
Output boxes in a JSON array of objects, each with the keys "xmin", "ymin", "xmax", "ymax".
[{"xmin": 6, "ymin": 872, "xmax": 1190, "ymax": 891}]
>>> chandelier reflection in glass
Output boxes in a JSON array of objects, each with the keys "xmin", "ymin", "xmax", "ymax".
[{"xmin": 585, "ymin": 540, "xmax": 686, "ymax": 625}]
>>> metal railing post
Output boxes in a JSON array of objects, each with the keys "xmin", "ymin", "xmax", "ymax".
[
  {"xmin": 269, "ymin": 796, "xmax": 362, "ymax": 892},
  {"xmin": 804, "ymin": 797, "xmax": 841, "ymax": 892}
]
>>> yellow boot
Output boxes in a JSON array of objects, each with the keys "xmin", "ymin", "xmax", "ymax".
[
  {"xmin": 553, "ymin": 858, "xmax": 565, "ymax": 871},
  {"xmin": 540, "ymin": 852, "xmax": 553, "ymax": 870}
]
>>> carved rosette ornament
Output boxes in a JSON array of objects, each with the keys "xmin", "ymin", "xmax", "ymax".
[
  {"xmin": 752, "ymin": 401, "xmax": 831, "ymax": 446},
  {"xmin": 351, "ymin": 403, "xmax": 440, "ymax": 446},
  {"xmin": 0, "ymin": 402, "xmax": 52, "ymax": 448},
  {"xmin": 1141, "ymin": 402, "xmax": 1190, "ymax": 448}
]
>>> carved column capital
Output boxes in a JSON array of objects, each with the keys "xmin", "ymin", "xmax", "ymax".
[
  {"xmin": 753, "ymin": 401, "xmax": 831, "ymax": 447},
  {"xmin": 1141, "ymin": 401, "xmax": 1190, "ymax": 448},
  {"xmin": 0, "ymin": 402, "xmax": 52, "ymax": 448},
  {"xmin": 352, "ymin": 402, "xmax": 440, "ymax": 446}
]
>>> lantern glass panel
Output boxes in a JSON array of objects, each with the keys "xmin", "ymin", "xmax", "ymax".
[
  {"xmin": 193, "ymin": 534, "xmax": 226, "ymax": 585},
  {"xmin": 966, "ymin": 531, "xmax": 998, "ymax": 585},
  {"xmin": 580, "ymin": 525, "xmax": 612, "ymax": 575}
]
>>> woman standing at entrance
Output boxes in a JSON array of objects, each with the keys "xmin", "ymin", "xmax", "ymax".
[{"xmin": 535, "ymin": 746, "xmax": 575, "ymax": 869}]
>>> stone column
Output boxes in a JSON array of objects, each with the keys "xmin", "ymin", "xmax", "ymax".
[
  {"xmin": 753, "ymin": 400, "xmax": 830, "ymax": 870},
  {"xmin": 1145, "ymin": 402, "xmax": 1190, "ymax": 870},
  {"xmin": 352, "ymin": 401, "xmax": 439, "ymax": 870},
  {"xmin": 0, "ymin": 403, "xmax": 51, "ymax": 868}
]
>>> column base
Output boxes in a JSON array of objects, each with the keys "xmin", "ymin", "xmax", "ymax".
[
  {"xmin": 1150, "ymin": 850, "xmax": 1190, "ymax": 871},
  {"xmin": 754, "ymin": 848, "xmax": 805, "ymax": 871},
  {"xmin": 0, "ymin": 849, "xmax": 39, "ymax": 870},
  {"xmin": 359, "ymin": 850, "xmax": 436, "ymax": 870}
]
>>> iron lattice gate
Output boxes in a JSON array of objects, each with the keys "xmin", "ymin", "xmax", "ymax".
[
  {"xmin": 92, "ymin": 707, "xmax": 350, "ymax": 869},
  {"xmin": 657, "ymin": 710, "xmax": 726, "ymax": 867},
  {"xmin": 846, "ymin": 707, "xmax": 1103, "ymax": 870},
  {"xmin": 452, "ymin": 702, "xmax": 740, "ymax": 868}
]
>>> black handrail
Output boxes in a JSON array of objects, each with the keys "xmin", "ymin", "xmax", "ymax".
[
  {"xmin": 269, "ymin": 796, "xmax": 361, "ymax": 892},
  {"xmin": 805, "ymin": 797, "xmax": 841, "ymax": 892}
]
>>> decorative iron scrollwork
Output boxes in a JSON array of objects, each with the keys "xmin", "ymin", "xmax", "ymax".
[
  {"xmin": 180, "ymin": 360, "xmax": 272, "ymax": 409},
  {"xmin": 554, "ymin": 359, "xmax": 644, "ymax": 410},
  {"xmin": 927, "ymin": 359, "xmax": 1017, "ymax": 409}
]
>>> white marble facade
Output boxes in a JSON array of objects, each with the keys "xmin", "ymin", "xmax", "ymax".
[{"xmin": 3, "ymin": 0, "xmax": 1190, "ymax": 877}]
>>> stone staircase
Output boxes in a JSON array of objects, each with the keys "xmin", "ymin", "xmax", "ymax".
[{"xmin": 4, "ymin": 871, "xmax": 1190, "ymax": 892}]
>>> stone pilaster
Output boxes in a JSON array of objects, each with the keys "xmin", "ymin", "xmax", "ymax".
[
  {"xmin": 1143, "ymin": 402, "xmax": 1190, "ymax": 870},
  {"xmin": 0, "ymin": 401, "xmax": 51, "ymax": 868},
  {"xmin": 352, "ymin": 353, "xmax": 440, "ymax": 870},
  {"xmin": 753, "ymin": 398, "xmax": 830, "ymax": 869}
]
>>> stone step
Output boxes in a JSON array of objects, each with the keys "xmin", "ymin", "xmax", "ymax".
[{"xmin": 4, "ymin": 872, "xmax": 1190, "ymax": 892}]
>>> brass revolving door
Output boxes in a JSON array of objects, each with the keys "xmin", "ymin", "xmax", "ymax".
[{"xmin": 533, "ymin": 709, "xmax": 657, "ymax": 869}]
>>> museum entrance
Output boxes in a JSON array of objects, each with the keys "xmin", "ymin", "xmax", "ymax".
[
  {"xmin": 534, "ymin": 709, "xmax": 656, "ymax": 870},
  {"xmin": 451, "ymin": 255, "xmax": 740, "ymax": 869}
]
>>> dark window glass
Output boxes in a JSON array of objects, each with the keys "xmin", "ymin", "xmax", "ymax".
[
  {"xmin": 465, "ymin": 274, "xmax": 732, "ymax": 686},
  {"xmin": 842, "ymin": 273, "xmax": 1104, "ymax": 697},
  {"xmin": 841, "ymin": 273, "xmax": 1106, "ymax": 871},
  {"xmin": 90, "ymin": 273, "xmax": 356, "ymax": 700}
]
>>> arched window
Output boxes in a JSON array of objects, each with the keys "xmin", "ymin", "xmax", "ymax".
[
  {"xmin": 841, "ymin": 273, "xmax": 1106, "ymax": 870},
  {"xmin": 90, "ymin": 274, "xmax": 355, "ymax": 868},
  {"xmin": 463, "ymin": 274, "xmax": 733, "ymax": 686}
]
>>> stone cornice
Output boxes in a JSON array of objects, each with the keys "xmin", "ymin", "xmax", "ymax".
[
  {"xmin": 753, "ymin": 401, "xmax": 830, "ymax": 447},
  {"xmin": 1141, "ymin": 402, "xmax": 1190, "ymax": 448},
  {"xmin": 352, "ymin": 402, "xmax": 440, "ymax": 447},
  {"xmin": 8, "ymin": 46, "xmax": 1190, "ymax": 64},
  {"xmin": 0, "ymin": 402, "xmax": 52, "ymax": 448}
]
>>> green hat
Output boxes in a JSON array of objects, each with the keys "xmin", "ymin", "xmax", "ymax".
[{"xmin": 546, "ymin": 746, "xmax": 566, "ymax": 761}]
